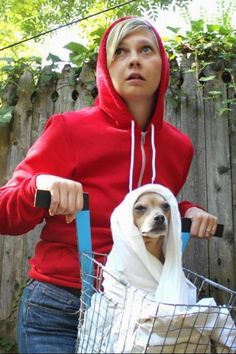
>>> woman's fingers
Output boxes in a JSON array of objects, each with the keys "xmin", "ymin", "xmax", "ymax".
[
  {"xmin": 65, "ymin": 183, "xmax": 84, "ymax": 223},
  {"xmin": 184, "ymin": 207, "xmax": 218, "ymax": 239},
  {"xmin": 50, "ymin": 181, "xmax": 83, "ymax": 216},
  {"xmin": 36, "ymin": 174, "xmax": 83, "ymax": 222}
]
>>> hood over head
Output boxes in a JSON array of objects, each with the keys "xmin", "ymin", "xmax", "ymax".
[
  {"xmin": 103, "ymin": 184, "xmax": 196, "ymax": 304},
  {"xmin": 96, "ymin": 16, "xmax": 170, "ymax": 130}
]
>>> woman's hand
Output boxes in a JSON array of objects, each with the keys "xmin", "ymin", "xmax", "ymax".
[
  {"xmin": 184, "ymin": 207, "xmax": 218, "ymax": 239},
  {"xmin": 36, "ymin": 175, "xmax": 83, "ymax": 223}
]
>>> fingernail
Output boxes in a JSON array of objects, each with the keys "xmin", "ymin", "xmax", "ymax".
[
  {"xmin": 66, "ymin": 214, "xmax": 75, "ymax": 224},
  {"xmin": 66, "ymin": 216, "xmax": 70, "ymax": 223}
]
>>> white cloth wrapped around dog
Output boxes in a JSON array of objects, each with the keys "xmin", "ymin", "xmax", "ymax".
[
  {"xmin": 103, "ymin": 183, "xmax": 196, "ymax": 304},
  {"xmin": 77, "ymin": 184, "xmax": 236, "ymax": 353}
]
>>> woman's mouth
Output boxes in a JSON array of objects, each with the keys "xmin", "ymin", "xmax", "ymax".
[{"xmin": 127, "ymin": 73, "xmax": 145, "ymax": 81}]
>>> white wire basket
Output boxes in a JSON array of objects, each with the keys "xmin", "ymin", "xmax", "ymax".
[{"xmin": 76, "ymin": 252, "xmax": 236, "ymax": 354}]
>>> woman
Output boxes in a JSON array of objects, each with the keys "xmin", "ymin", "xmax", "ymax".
[{"xmin": 0, "ymin": 17, "xmax": 218, "ymax": 353}]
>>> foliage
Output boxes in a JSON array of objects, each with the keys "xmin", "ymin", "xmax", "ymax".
[
  {"xmin": 0, "ymin": 0, "xmax": 235, "ymax": 116},
  {"xmin": 0, "ymin": 0, "xmax": 190, "ymax": 103},
  {"xmin": 158, "ymin": 0, "xmax": 236, "ymax": 115},
  {"xmin": 0, "ymin": 56, "xmax": 41, "ymax": 81},
  {"xmin": 0, "ymin": 336, "xmax": 17, "ymax": 353},
  {"xmin": 0, "ymin": 0, "xmax": 189, "ymax": 103},
  {"xmin": 64, "ymin": 1, "xmax": 236, "ymax": 71},
  {"xmin": 63, "ymin": 27, "xmax": 105, "ymax": 68},
  {"xmin": 0, "ymin": 56, "xmax": 42, "ymax": 109},
  {"xmin": 0, "ymin": 0, "xmax": 189, "ymax": 55},
  {"xmin": 0, "ymin": 106, "xmax": 15, "ymax": 123},
  {"xmin": 164, "ymin": 20, "xmax": 236, "ymax": 68}
]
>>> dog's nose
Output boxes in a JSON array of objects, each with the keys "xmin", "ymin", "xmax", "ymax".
[{"xmin": 154, "ymin": 214, "xmax": 165, "ymax": 224}]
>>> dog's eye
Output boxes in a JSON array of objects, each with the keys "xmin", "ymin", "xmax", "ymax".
[
  {"xmin": 162, "ymin": 202, "xmax": 170, "ymax": 211},
  {"xmin": 134, "ymin": 205, "xmax": 147, "ymax": 212}
]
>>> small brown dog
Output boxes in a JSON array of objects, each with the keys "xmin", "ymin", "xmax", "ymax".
[{"xmin": 133, "ymin": 192, "xmax": 170, "ymax": 264}]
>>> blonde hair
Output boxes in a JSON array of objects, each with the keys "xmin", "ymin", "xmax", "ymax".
[{"xmin": 106, "ymin": 18, "xmax": 158, "ymax": 67}]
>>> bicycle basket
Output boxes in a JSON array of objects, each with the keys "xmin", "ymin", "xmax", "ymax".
[{"xmin": 76, "ymin": 252, "xmax": 236, "ymax": 353}]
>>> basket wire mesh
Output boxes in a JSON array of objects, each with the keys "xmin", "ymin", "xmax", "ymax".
[{"xmin": 76, "ymin": 252, "xmax": 236, "ymax": 353}]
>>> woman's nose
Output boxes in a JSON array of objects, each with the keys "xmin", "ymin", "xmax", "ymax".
[{"xmin": 128, "ymin": 51, "xmax": 141, "ymax": 67}]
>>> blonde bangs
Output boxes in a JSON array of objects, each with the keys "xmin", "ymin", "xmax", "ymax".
[{"xmin": 106, "ymin": 18, "xmax": 158, "ymax": 67}]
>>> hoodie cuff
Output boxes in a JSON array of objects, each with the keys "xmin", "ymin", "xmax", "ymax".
[
  {"xmin": 178, "ymin": 200, "xmax": 205, "ymax": 217},
  {"xmin": 23, "ymin": 174, "xmax": 48, "ymax": 210},
  {"xmin": 23, "ymin": 174, "xmax": 38, "ymax": 206}
]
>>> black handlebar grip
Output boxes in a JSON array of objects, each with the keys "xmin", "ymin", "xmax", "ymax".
[
  {"xmin": 34, "ymin": 190, "xmax": 89, "ymax": 211},
  {"xmin": 181, "ymin": 218, "xmax": 224, "ymax": 238}
]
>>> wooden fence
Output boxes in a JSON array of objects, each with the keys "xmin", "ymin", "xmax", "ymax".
[{"xmin": 0, "ymin": 57, "xmax": 235, "ymax": 345}]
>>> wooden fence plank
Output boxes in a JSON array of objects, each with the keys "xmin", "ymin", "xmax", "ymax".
[
  {"xmin": 31, "ymin": 66, "xmax": 58, "ymax": 144},
  {"xmin": 54, "ymin": 65, "xmax": 77, "ymax": 113},
  {"xmin": 74, "ymin": 62, "xmax": 97, "ymax": 110},
  {"xmin": 0, "ymin": 69, "xmax": 35, "ymax": 327},
  {"xmin": 179, "ymin": 56, "xmax": 209, "ymax": 277},
  {"xmin": 227, "ymin": 59, "xmax": 236, "ymax": 284},
  {"xmin": 203, "ymin": 64, "xmax": 235, "ymax": 290},
  {"xmin": 5, "ymin": 69, "xmax": 34, "ymax": 178},
  {"xmin": 165, "ymin": 57, "xmax": 182, "ymax": 130}
]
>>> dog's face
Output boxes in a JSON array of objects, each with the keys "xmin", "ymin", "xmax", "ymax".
[{"xmin": 133, "ymin": 192, "xmax": 170, "ymax": 239}]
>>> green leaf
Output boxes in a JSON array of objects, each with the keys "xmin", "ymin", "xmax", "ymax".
[
  {"xmin": 1, "ymin": 65, "xmax": 13, "ymax": 72},
  {"xmin": 90, "ymin": 27, "xmax": 106, "ymax": 39},
  {"xmin": 199, "ymin": 75, "xmax": 216, "ymax": 82},
  {"xmin": 0, "ymin": 57, "xmax": 14, "ymax": 64},
  {"xmin": 64, "ymin": 42, "xmax": 88, "ymax": 55},
  {"xmin": 69, "ymin": 53, "xmax": 84, "ymax": 64},
  {"xmin": 28, "ymin": 56, "xmax": 42, "ymax": 65},
  {"xmin": 191, "ymin": 19, "xmax": 204, "ymax": 32},
  {"xmin": 207, "ymin": 24, "xmax": 221, "ymax": 32},
  {"xmin": 218, "ymin": 107, "xmax": 231, "ymax": 115},
  {"xmin": 0, "ymin": 336, "xmax": 16, "ymax": 352},
  {"xmin": 0, "ymin": 106, "xmax": 14, "ymax": 123},
  {"xmin": 46, "ymin": 53, "xmax": 63, "ymax": 63},
  {"xmin": 166, "ymin": 26, "xmax": 181, "ymax": 34},
  {"xmin": 208, "ymin": 90, "xmax": 222, "ymax": 96},
  {"xmin": 219, "ymin": 26, "xmax": 231, "ymax": 35}
]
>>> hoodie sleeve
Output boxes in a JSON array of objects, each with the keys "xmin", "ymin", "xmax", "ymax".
[
  {"xmin": 178, "ymin": 200, "xmax": 204, "ymax": 217},
  {"xmin": 0, "ymin": 114, "xmax": 76, "ymax": 236}
]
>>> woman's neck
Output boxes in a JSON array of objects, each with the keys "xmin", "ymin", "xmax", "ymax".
[{"xmin": 126, "ymin": 96, "xmax": 155, "ymax": 131}]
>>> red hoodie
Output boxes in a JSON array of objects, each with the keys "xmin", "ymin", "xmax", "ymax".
[{"xmin": 0, "ymin": 17, "xmax": 197, "ymax": 288}]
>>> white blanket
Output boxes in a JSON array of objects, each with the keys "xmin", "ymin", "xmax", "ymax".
[
  {"xmin": 76, "ymin": 184, "xmax": 236, "ymax": 353},
  {"xmin": 77, "ymin": 291, "xmax": 236, "ymax": 353}
]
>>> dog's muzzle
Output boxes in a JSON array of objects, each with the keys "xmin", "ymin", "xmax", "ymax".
[{"xmin": 142, "ymin": 215, "xmax": 167, "ymax": 236}]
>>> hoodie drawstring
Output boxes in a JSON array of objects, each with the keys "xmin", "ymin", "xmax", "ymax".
[
  {"xmin": 151, "ymin": 124, "xmax": 156, "ymax": 183},
  {"xmin": 129, "ymin": 122, "xmax": 156, "ymax": 192},
  {"xmin": 129, "ymin": 121, "xmax": 135, "ymax": 192}
]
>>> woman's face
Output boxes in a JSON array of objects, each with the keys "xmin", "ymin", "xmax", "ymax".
[{"xmin": 108, "ymin": 28, "xmax": 162, "ymax": 105}]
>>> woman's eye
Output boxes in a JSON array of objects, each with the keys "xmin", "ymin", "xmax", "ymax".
[
  {"xmin": 142, "ymin": 45, "xmax": 152, "ymax": 53},
  {"xmin": 114, "ymin": 47, "xmax": 125, "ymax": 56}
]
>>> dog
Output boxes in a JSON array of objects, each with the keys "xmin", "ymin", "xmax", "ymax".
[{"xmin": 133, "ymin": 191, "xmax": 170, "ymax": 264}]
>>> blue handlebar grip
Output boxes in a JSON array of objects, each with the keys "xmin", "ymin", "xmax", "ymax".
[
  {"xmin": 75, "ymin": 193, "xmax": 93, "ymax": 308},
  {"xmin": 182, "ymin": 232, "xmax": 191, "ymax": 253}
]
